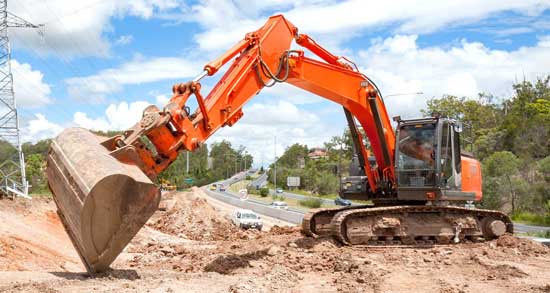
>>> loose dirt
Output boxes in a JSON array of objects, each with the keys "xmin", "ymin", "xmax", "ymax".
[{"xmin": 1, "ymin": 190, "xmax": 549, "ymax": 292}]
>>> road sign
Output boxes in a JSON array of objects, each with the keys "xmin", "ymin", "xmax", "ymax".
[
  {"xmin": 239, "ymin": 189, "xmax": 248, "ymax": 200},
  {"xmin": 287, "ymin": 176, "xmax": 300, "ymax": 187}
]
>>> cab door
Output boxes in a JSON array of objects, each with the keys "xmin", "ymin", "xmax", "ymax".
[{"xmin": 439, "ymin": 121, "xmax": 462, "ymax": 190}]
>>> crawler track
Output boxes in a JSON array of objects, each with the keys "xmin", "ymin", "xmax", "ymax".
[
  {"xmin": 302, "ymin": 205, "xmax": 369, "ymax": 238},
  {"xmin": 303, "ymin": 205, "xmax": 513, "ymax": 246}
]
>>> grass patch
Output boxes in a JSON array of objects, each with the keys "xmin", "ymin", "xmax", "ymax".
[
  {"xmin": 524, "ymin": 230, "xmax": 550, "ymax": 238},
  {"xmin": 229, "ymin": 180, "xmax": 251, "ymax": 193},
  {"xmin": 30, "ymin": 190, "xmax": 52, "ymax": 197},
  {"xmin": 511, "ymin": 211, "xmax": 550, "ymax": 227},
  {"xmin": 299, "ymin": 198, "xmax": 322, "ymax": 208},
  {"xmin": 271, "ymin": 194, "xmax": 285, "ymax": 201}
]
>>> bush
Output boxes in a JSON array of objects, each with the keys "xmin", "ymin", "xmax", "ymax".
[
  {"xmin": 271, "ymin": 194, "xmax": 285, "ymax": 201},
  {"xmin": 259, "ymin": 187, "xmax": 269, "ymax": 197},
  {"xmin": 299, "ymin": 198, "xmax": 322, "ymax": 208},
  {"xmin": 245, "ymin": 175, "xmax": 252, "ymax": 180}
]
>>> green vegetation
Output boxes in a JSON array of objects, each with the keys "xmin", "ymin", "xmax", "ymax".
[
  {"xmin": 229, "ymin": 180, "xmax": 251, "ymax": 193},
  {"xmin": 511, "ymin": 211, "xmax": 550, "ymax": 227},
  {"xmin": 267, "ymin": 142, "xmax": 345, "ymax": 196},
  {"xmin": 271, "ymin": 194, "xmax": 285, "ymax": 201},
  {"xmin": 159, "ymin": 140, "xmax": 253, "ymax": 189},
  {"xmin": 521, "ymin": 230, "xmax": 550, "ymax": 238},
  {"xmin": 299, "ymin": 198, "xmax": 322, "ymax": 208},
  {"xmin": 259, "ymin": 188, "xmax": 269, "ymax": 197}
]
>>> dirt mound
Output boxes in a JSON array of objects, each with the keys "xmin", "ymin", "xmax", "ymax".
[
  {"xmin": 148, "ymin": 192, "xmax": 244, "ymax": 241},
  {"xmin": 496, "ymin": 234, "xmax": 549, "ymax": 255},
  {"xmin": 0, "ymin": 197, "xmax": 82, "ymax": 272},
  {"xmin": 269, "ymin": 225, "xmax": 299, "ymax": 235},
  {"xmin": 497, "ymin": 234, "xmax": 521, "ymax": 247}
]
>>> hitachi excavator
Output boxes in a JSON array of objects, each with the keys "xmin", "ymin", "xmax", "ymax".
[{"xmin": 46, "ymin": 15, "xmax": 512, "ymax": 273}]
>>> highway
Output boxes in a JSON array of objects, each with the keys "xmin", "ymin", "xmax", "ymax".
[{"xmin": 205, "ymin": 171, "xmax": 305, "ymax": 224}]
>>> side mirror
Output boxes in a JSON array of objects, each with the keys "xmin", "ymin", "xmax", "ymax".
[{"xmin": 453, "ymin": 122, "xmax": 463, "ymax": 133}]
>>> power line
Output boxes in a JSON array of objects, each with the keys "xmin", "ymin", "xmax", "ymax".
[
  {"xmin": 41, "ymin": 0, "xmax": 107, "ymax": 25},
  {"xmin": 22, "ymin": 1, "xmax": 107, "ymax": 118}
]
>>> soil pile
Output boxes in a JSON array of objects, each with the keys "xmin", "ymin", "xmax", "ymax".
[{"xmin": 148, "ymin": 191, "xmax": 252, "ymax": 241}]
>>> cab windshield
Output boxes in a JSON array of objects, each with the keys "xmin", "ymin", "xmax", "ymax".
[
  {"xmin": 241, "ymin": 213, "xmax": 257, "ymax": 219},
  {"xmin": 397, "ymin": 123, "xmax": 436, "ymax": 169}
]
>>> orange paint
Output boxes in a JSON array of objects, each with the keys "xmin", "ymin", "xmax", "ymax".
[{"xmin": 461, "ymin": 156, "xmax": 483, "ymax": 201}]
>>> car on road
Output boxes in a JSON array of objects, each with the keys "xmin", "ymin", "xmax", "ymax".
[
  {"xmin": 271, "ymin": 201, "xmax": 288, "ymax": 210},
  {"xmin": 232, "ymin": 209, "xmax": 262, "ymax": 230},
  {"xmin": 219, "ymin": 185, "xmax": 226, "ymax": 192},
  {"xmin": 334, "ymin": 197, "xmax": 352, "ymax": 206},
  {"xmin": 209, "ymin": 184, "xmax": 217, "ymax": 191},
  {"xmin": 275, "ymin": 188, "xmax": 283, "ymax": 193}
]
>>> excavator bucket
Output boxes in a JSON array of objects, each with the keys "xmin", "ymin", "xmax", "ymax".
[{"xmin": 46, "ymin": 128, "xmax": 161, "ymax": 273}]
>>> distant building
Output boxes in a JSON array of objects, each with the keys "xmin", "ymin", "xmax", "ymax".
[{"xmin": 308, "ymin": 147, "xmax": 328, "ymax": 160}]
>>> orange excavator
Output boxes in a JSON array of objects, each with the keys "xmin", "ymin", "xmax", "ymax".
[{"xmin": 46, "ymin": 15, "xmax": 512, "ymax": 273}]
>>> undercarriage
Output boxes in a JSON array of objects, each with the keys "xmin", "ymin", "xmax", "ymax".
[{"xmin": 302, "ymin": 205, "xmax": 513, "ymax": 246}]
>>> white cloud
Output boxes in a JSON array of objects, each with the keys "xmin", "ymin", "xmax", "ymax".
[
  {"xmin": 155, "ymin": 94, "xmax": 170, "ymax": 106},
  {"xmin": 11, "ymin": 60, "xmax": 52, "ymax": 108},
  {"xmin": 65, "ymin": 56, "xmax": 200, "ymax": 103},
  {"xmin": 9, "ymin": 0, "xmax": 182, "ymax": 57},
  {"xmin": 114, "ymin": 35, "xmax": 134, "ymax": 46},
  {"xmin": 21, "ymin": 114, "xmax": 63, "ymax": 143},
  {"xmin": 73, "ymin": 101, "xmax": 151, "ymax": 131},
  {"xmin": 357, "ymin": 34, "xmax": 550, "ymax": 119},
  {"xmin": 184, "ymin": 0, "xmax": 550, "ymax": 52}
]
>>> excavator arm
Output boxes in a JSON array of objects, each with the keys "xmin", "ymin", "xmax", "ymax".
[{"xmin": 46, "ymin": 15, "xmax": 397, "ymax": 273}]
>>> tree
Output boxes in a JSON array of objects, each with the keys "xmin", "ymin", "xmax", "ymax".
[
  {"xmin": 482, "ymin": 151, "xmax": 520, "ymax": 213},
  {"xmin": 25, "ymin": 153, "xmax": 47, "ymax": 193},
  {"xmin": 501, "ymin": 77, "xmax": 550, "ymax": 158},
  {"xmin": 158, "ymin": 144, "xmax": 210, "ymax": 188}
]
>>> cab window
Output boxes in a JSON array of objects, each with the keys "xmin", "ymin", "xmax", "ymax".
[{"xmin": 440, "ymin": 122, "xmax": 453, "ymax": 186}]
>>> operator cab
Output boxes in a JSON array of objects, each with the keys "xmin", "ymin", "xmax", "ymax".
[{"xmin": 394, "ymin": 116, "xmax": 478, "ymax": 202}]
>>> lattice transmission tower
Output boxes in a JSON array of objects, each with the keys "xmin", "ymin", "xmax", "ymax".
[{"xmin": 0, "ymin": 0, "xmax": 42, "ymax": 198}]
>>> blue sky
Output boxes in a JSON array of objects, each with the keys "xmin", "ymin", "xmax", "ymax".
[{"xmin": 5, "ymin": 0, "xmax": 550, "ymax": 166}]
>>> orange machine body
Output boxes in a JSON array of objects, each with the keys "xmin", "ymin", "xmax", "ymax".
[{"xmin": 461, "ymin": 156, "xmax": 483, "ymax": 201}]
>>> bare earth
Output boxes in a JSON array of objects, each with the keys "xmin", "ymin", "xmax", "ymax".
[{"xmin": 1, "ymin": 189, "xmax": 549, "ymax": 292}]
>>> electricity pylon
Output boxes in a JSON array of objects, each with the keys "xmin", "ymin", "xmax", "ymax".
[{"xmin": 0, "ymin": 0, "xmax": 42, "ymax": 198}]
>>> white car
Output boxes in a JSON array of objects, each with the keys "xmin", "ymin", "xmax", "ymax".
[
  {"xmin": 271, "ymin": 201, "xmax": 288, "ymax": 210},
  {"xmin": 232, "ymin": 209, "xmax": 263, "ymax": 230}
]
